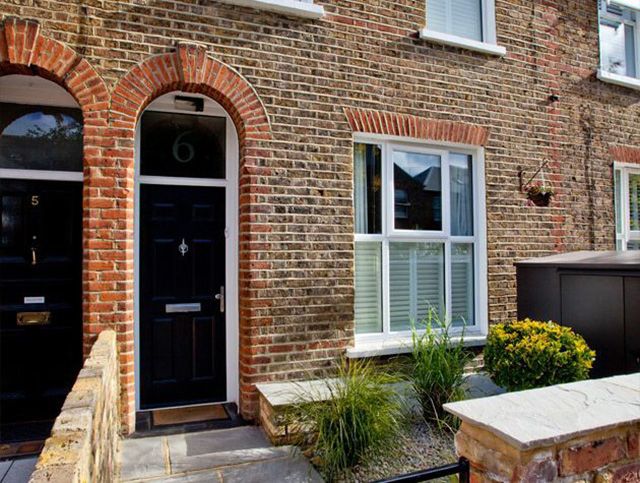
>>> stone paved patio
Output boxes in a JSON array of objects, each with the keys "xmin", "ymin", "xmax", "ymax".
[{"xmin": 118, "ymin": 426, "xmax": 322, "ymax": 482}]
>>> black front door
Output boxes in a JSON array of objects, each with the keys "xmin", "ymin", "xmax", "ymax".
[
  {"xmin": 0, "ymin": 179, "xmax": 83, "ymax": 430},
  {"xmin": 140, "ymin": 184, "xmax": 226, "ymax": 409}
]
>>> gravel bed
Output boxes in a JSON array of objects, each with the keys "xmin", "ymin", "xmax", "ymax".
[{"xmin": 334, "ymin": 419, "xmax": 457, "ymax": 483}]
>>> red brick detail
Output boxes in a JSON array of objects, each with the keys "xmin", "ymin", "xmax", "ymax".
[
  {"xmin": 112, "ymin": 44, "xmax": 271, "ymax": 142},
  {"xmin": 628, "ymin": 432, "xmax": 639, "ymax": 459},
  {"xmin": 343, "ymin": 107, "xmax": 489, "ymax": 146},
  {"xmin": 111, "ymin": 44, "xmax": 272, "ymax": 426},
  {"xmin": 558, "ymin": 437, "xmax": 627, "ymax": 476},
  {"xmin": 0, "ymin": 16, "xmax": 114, "ymax": 425},
  {"xmin": 610, "ymin": 146, "xmax": 640, "ymax": 165}
]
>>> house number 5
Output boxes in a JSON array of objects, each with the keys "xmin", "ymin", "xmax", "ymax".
[
  {"xmin": 172, "ymin": 131, "xmax": 195, "ymax": 164},
  {"xmin": 31, "ymin": 195, "xmax": 40, "ymax": 206}
]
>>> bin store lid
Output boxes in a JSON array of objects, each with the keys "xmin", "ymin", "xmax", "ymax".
[{"xmin": 515, "ymin": 250, "xmax": 640, "ymax": 270}]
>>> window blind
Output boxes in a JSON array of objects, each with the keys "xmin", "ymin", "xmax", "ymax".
[{"xmin": 427, "ymin": 0, "xmax": 483, "ymax": 42}]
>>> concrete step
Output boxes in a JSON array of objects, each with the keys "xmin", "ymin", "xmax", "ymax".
[{"xmin": 118, "ymin": 426, "xmax": 321, "ymax": 482}]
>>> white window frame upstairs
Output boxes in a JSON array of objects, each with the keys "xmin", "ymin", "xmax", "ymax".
[
  {"xmin": 614, "ymin": 162, "xmax": 640, "ymax": 250},
  {"xmin": 215, "ymin": 0, "xmax": 324, "ymax": 19},
  {"xmin": 597, "ymin": 0, "xmax": 640, "ymax": 90},
  {"xmin": 419, "ymin": 0, "xmax": 506, "ymax": 56},
  {"xmin": 351, "ymin": 134, "xmax": 488, "ymax": 356}
]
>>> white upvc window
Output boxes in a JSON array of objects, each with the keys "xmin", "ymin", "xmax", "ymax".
[
  {"xmin": 352, "ymin": 137, "xmax": 488, "ymax": 352},
  {"xmin": 597, "ymin": 0, "xmax": 640, "ymax": 90},
  {"xmin": 419, "ymin": 0, "xmax": 506, "ymax": 56},
  {"xmin": 215, "ymin": 0, "xmax": 324, "ymax": 19},
  {"xmin": 614, "ymin": 163, "xmax": 640, "ymax": 250}
]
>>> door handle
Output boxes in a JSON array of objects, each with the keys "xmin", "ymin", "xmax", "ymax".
[{"xmin": 214, "ymin": 286, "xmax": 225, "ymax": 313}]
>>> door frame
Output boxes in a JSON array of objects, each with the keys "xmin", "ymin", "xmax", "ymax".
[{"xmin": 134, "ymin": 91, "xmax": 239, "ymax": 411}]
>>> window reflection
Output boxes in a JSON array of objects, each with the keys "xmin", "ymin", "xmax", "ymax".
[
  {"xmin": 0, "ymin": 103, "xmax": 82, "ymax": 171},
  {"xmin": 393, "ymin": 151, "xmax": 442, "ymax": 231}
]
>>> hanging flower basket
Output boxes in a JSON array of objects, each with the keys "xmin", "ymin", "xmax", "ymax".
[{"xmin": 526, "ymin": 183, "xmax": 554, "ymax": 207}]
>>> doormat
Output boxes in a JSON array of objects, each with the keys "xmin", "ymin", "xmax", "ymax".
[
  {"xmin": 152, "ymin": 404, "xmax": 229, "ymax": 427},
  {"xmin": 0, "ymin": 440, "xmax": 44, "ymax": 460}
]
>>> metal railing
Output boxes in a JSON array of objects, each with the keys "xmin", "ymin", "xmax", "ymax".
[{"xmin": 372, "ymin": 457, "xmax": 470, "ymax": 483}]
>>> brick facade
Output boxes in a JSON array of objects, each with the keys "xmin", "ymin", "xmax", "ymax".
[{"xmin": 1, "ymin": 0, "xmax": 639, "ymax": 431}]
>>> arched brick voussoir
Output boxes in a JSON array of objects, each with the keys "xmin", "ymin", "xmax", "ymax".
[
  {"xmin": 111, "ymin": 44, "xmax": 272, "ymax": 142},
  {"xmin": 344, "ymin": 107, "xmax": 490, "ymax": 147},
  {"xmin": 0, "ymin": 18, "xmax": 109, "ymax": 116}
]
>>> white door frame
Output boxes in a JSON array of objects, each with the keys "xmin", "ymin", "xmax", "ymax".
[{"xmin": 134, "ymin": 91, "xmax": 239, "ymax": 410}]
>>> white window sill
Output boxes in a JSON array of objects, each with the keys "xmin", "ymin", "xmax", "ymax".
[
  {"xmin": 419, "ymin": 28, "xmax": 506, "ymax": 57},
  {"xmin": 597, "ymin": 69, "xmax": 640, "ymax": 91},
  {"xmin": 346, "ymin": 334, "xmax": 487, "ymax": 359},
  {"xmin": 216, "ymin": 0, "xmax": 324, "ymax": 19}
]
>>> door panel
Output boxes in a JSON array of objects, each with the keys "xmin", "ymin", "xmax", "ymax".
[
  {"xmin": 561, "ymin": 274, "xmax": 625, "ymax": 378},
  {"xmin": 0, "ymin": 179, "xmax": 82, "ymax": 427},
  {"xmin": 624, "ymin": 277, "xmax": 640, "ymax": 373},
  {"xmin": 140, "ymin": 184, "xmax": 226, "ymax": 409}
]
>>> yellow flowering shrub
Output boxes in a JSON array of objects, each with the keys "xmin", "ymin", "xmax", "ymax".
[{"xmin": 484, "ymin": 319, "xmax": 595, "ymax": 391}]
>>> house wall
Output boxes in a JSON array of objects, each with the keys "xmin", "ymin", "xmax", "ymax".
[{"xmin": 1, "ymin": 0, "xmax": 639, "ymax": 431}]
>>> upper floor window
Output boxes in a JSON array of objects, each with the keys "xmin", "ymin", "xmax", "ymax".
[
  {"xmin": 215, "ymin": 0, "xmax": 324, "ymax": 19},
  {"xmin": 598, "ymin": 1, "xmax": 640, "ymax": 90},
  {"xmin": 420, "ymin": 0, "xmax": 505, "ymax": 56}
]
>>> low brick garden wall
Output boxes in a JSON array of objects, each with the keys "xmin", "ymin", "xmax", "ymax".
[
  {"xmin": 30, "ymin": 330, "xmax": 120, "ymax": 483},
  {"xmin": 445, "ymin": 374, "xmax": 640, "ymax": 482}
]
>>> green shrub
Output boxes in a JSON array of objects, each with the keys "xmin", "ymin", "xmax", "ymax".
[
  {"xmin": 484, "ymin": 319, "xmax": 595, "ymax": 391},
  {"xmin": 287, "ymin": 358, "xmax": 406, "ymax": 481},
  {"xmin": 409, "ymin": 312, "xmax": 474, "ymax": 427}
]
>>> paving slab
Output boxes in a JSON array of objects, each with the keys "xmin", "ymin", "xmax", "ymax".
[
  {"xmin": 119, "ymin": 436, "xmax": 167, "ymax": 481},
  {"xmin": 147, "ymin": 469, "xmax": 223, "ymax": 482},
  {"xmin": 0, "ymin": 460, "xmax": 12, "ymax": 481},
  {"xmin": 2, "ymin": 456, "xmax": 37, "ymax": 483},
  {"xmin": 169, "ymin": 426, "xmax": 270, "ymax": 457},
  {"xmin": 220, "ymin": 454, "xmax": 323, "ymax": 483}
]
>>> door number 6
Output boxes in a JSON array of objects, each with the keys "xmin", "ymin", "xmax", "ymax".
[{"xmin": 172, "ymin": 131, "xmax": 195, "ymax": 164}]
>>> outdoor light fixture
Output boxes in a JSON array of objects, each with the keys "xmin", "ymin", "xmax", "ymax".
[{"xmin": 174, "ymin": 95, "xmax": 204, "ymax": 112}]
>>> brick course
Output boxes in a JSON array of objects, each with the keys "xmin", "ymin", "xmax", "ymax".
[{"xmin": 1, "ymin": 0, "xmax": 639, "ymax": 430}]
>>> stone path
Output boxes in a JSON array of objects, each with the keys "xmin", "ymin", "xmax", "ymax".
[
  {"xmin": 118, "ymin": 426, "xmax": 322, "ymax": 482},
  {"xmin": 0, "ymin": 456, "xmax": 38, "ymax": 483}
]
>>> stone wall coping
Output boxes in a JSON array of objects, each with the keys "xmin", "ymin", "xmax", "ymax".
[
  {"xmin": 256, "ymin": 378, "xmax": 342, "ymax": 407},
  {"xmin": 444, "ymin": 374, "xmax": 640, "ymax": 451}
]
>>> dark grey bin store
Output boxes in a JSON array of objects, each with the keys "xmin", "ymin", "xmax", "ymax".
[{"xmin": 516, "ymin": 251, "xmax": 640, "ymax": 378}]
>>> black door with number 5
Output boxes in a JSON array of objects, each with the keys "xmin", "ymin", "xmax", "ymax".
[{"xmin": 0, "ymin": 179, "xmax": 82, "ymax": 430}]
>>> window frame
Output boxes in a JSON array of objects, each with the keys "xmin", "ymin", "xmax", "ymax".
[
  {"xmin": 215, "ymin": 0, "xmax": 324, "ymax": 19},
  {"xmin": 614, "ymin": 161, "xmax": 640, "ymax": 250},
  {"xmin": 419, "ymin": 0, "xmax": 506, "ymax": 56},
  {"xmin": 353, "ymin": 134, "xmax": 488, "ymax": 348},
  {"xmin": 597, "ymin": 1, "xmax": 640, "ymax": 89}
]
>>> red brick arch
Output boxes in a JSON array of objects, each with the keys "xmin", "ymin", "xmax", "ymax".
[
  {"xmin": 111, "ymin": 43, "xmax": 271, "ymax": 143},
  {"xmin": 344, "ymin": 107, "xmax": 489, "ymax": 146},
  {"xmin": 0, "ymin": 17, "xmax": 110, "ymax": 132},
  {"xmin": 111, "ymin": 43, "xmax": 273, "ymax": 430}
]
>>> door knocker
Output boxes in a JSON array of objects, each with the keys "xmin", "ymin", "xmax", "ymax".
[{"xmin": 178, "ymin": 238, "xmax": 189, "ymax": 256}]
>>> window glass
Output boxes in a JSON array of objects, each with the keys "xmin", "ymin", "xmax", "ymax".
[
  {"xmin": 451, "ymin": 243, "xmax": 474, "ymax": 327},
  {"xmin": 0, "ymin": 103, "xmax": 82, "ymax": 172},
  {"xmin": 615, "ymin": 169, "xmax": 623, "ymax": 236},
  {"xmin": 354, "ymin": 143, "xmax": 382, "ymax": 234},
  {"xmin": 629, "ymin": 173, "xmax": 640, "ymax": 232},
  {"xmin": 354, "ymin": 242, "xmax": 383, "ymax": 334},
  {"xmin": 389, "ymin": 242, "xmax": 445, "ymax": 332},
  {"xmin": 450, "ymin": 153, "xmax": 474, "ymax": 236},
  {"xmin": 393, "ymin": 150, "xmax": 442, "ymax": 231},
  {"xmin": 600, "ymin": 3, "xmax": 638, "ymax": 78},
  {"xmin": 141, "ymin": 111, "xmax": 226, "ymax": 179},
  {"xmin": 427, "ymin": 0, "xmax": 483, "ymax": 42}
]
